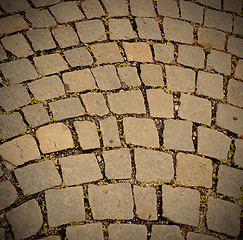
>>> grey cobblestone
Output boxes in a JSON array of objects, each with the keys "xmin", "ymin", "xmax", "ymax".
[
  {"xmin": 234, "ymin": 59, "xmax": 243, "ymax": 80},
  {"xmin": 0, "ymin": 181, "xmax": 18, "ymax": 210},
  {"xmin": 157, "ymin": 0, "xmax": 179, "ymax": 18},
  {"xmin": 30, "ymin": 0, "xmax": 60, "ymax": 7},
  {"xmin": 223, "ymin": 0, "xmax": 242, "ymax": 14},
  {"xmin": 103, "ymin": 0, "xmax": 128, "ymax": 17},
  {"xmin": 233, "ymin": 16, "xmax": 243, "ymax": 36},
  {"xmin": 197, "ymin": 0, "xmax": 221, "ymax": 9},
  {"xmin": 234, "ymin": 139, "xmax": 243, "ymax": 167},
  {"xmin": 0, "ymin": 0, "xmax": 30, "ymax": 12},
  {"xmin": 81, "ymin": 0, "xmax": 104, "ymax": 19},
  {"xmin": 151, "ymin": 225, "xmax": 184, "ymax": 240},
  {"xmin": 153, "ymin": 43, "xmax": 174, "ymax": 63},
  {"xmin": 227, "ymin": 36, "xmax": 243, "ymax": 58},
  {"xmin": 140, "ymin": 64, "xmax": 164, "ymax": 86},
  {"xmin": 0, "ymin": 44, "xmax": 7, "ymax": 61},
  {"xmin": 227, "ymin": 79, "xmax": 243, "ymax": 107},
  {"xmin": 130, "ymin": 0, "xmax": 156, "ymax": 17},
  {"xmin": 187, "ymin": 232, "xmax": 219, "ymax": 240},
  {"xmin": 180, "ymin": 0, "xmax": 203, "ymax": 23},
  {"xmin": 117, "ymin": 66, "xmax": 141, "ymax": 87}
]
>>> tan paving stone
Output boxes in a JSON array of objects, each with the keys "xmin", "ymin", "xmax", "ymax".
[
  {"xmin": 0, "ymin": 181, "xmax": 18, "ymax": 211},
  {"xmin": 180, "ymin": 0, "xmax": 203, "ymax": 23},
  {"xmin": 157, "ymin": 0, "xmax": 179, "ymax": 18},
  {"xmin": 151, "ymin": 225, "xmax": 184, "ymax": 240},
  {"xmin": 227, "ymin": 79, "xmax": 243, "ymax": 107},
  {"xmin": 140, "ymin": 64, "xmax": 164, "ymax": 86},
  {"xmin": 234, "ymin": 59, "xmax": 243, "ymax": 80},
  {"xmin": 130, "ymin": 0, "xmax": 156, "ymax": 17},
  {"xmin": 81, "ymin": 0, "xmax": 104, "ymax": 19},
  {"xmin": 103, "ymin": 0, "xmax": 128, "ymax": 17},
  {"xmin": 153, "ymin": 43, "xmax": 174, "ymax": 63},
  {"xmin": 234, "ymin": 139, "xmax": 243, "ymax": 167}
]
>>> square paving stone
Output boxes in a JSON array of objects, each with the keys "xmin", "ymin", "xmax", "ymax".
[
  {"xmin": 197, "ymin": 71, "xmax": 224, "ymax": 99},
  {"xmin": 206, "ymin": 197, "xmax": 241, "ymax": 237},
  {"xmin": 64, "ymin": 48, "xmax": 93, "ymax": 67},
  {"xmin": 88, "ymin": 183, "xmax": 134, "ymax": 219},
  {"xmin": 0, "ymin": 181, "xmax": 18, "ymax": 211},
  {"xmin": 234, "ymin": 139, "xmax": 243, "ymax": 167},
  {"xmin": 178, "ymin": 45, "xmax": 205, "ymax": 68},
  {"xmin": 74, "ymin": 121, "xmax": 100, "ymax": 150},
  {"xmin": 234, "ymin": 59, "xmax": 243, "ymax": 80},
  {"xmin": 59, "ymin": 154, "xmax": 102, "ymax": 185},
  {"xmin": 27, "ymin": 29, "xmax": 56, "ymax": 51},
  {"xmin": 0, "ymin": 113, "xmax": 26, "ymax": 140},
  {"xmin": 1, "ymin": 33, "xmax": 33, "ymax": 58},
  {"xmin": 164, "ymin": 120, "xmax": 194, "ymax": 151},
  {"xmin": 206, "ymin": 50, "xmax": 231, "ymax": 75},
  {"xmin": 180, "ymin": 0, "xmax": 203, "ymax": 23},
  {"xmin": 99, "ymin": 116, "xmax": 121, "ymax": 147},
  {"xmin": 34, "ymin": 54, "xmax": 68, "ymax": 76},
  {"xmin": 162, "ymin": 185, "xmax": 200, "ymax": 226},
  {"xmin": 216, "ymin": 103, "xmax": 243, "ymax": 135},
  {"xmin": 76, "ymin": 20, "xmax": 106, "ymax": 43},
  {"xmin": 103, "ymin": 0, "xmax": 128, "ymax": 17},
  {"xmin": 136, "ymin": 18, "xmax": 161, "ymax": 40},
  {"xmin": 6, "ymin": 200, "xmax": 42, "ymax": 240},
  {"xmin": 123, "ymin": 42, "xmax": 153, "ymax": 62},
  {"xmin": 0, "ymin": 135, "xmax": 40, "ymax": 166},
  {"xmin": 134, "ymin": 148, "xmax": 174, "ymax": 182},
  {"xmin": 0, "ymin": 0, "xmax": 30, "ymax": 12},
  {"xmin": 204, "ymin": 9, "xmax": 233, "ymax": 32},
  {"xmin": 91, "ymin": 42, "xmax": 123, "ymax": 64},
  {"xmin": 146, "ymin": 89, "xmax": 174, "ymax": 118},
  {"xmin": 157, "ymin": 0, "xmax": 179, "ymax": 18},
  {"xmin": 109, "ymin": 224, "xmax": 147, "ymax": 240},
  {"xmin": 153, "ymin": 43, "xmax": 174, "ymax": 63},
  {"xmin": 233, "ymin": 16, "xmax": 243, "ymax": 36},
  {"xmin": 117, "ymin": 66, "xmax": 141, "ymax": 87},
  {"xmin": 197, "ymin": 0, "xmax": 221, "ymax": 9},
  {"xmin": 140, "ymin": 64, "xmax": 164, "ymax": 86},
  {"xmin": 66, "ymin": 223, "xmax": 103, "ymax": 240},
  {"xmin": 81, "ymin": 0, "xmax": 104, "ymax": 19},
  {"xmin": 123, "ymin": 117, "xmax": 160, "ymax": 147},
  {"xmin": 108, "ymin": 90, "xmax": 146, "ymax": 114},
  {"xmin": 217, "ymin": 165, "xmax": 243, "ymax": 199},
  {"xmin": 31, "ymin": 0, "xmax": 60, "ymax": 7},
  {"xmin": 163, "ymin": 18, "xmax": 193, "ymax": 44},
  {"xmin": 15, "ymin": 160, "xmax": 62, "ymax": 195},
  {"xmin": 50, "ymin": 98, "xmax": 85, "ymax": 121},
  {"xmin": 130, "ymin": 0, "xmax": 156, "ymax": 17},
  {"xmin": 165, "ymin": 65, "xmax": 195, "ymax": 92},
  {"xmin": 0, "ymin": 59, "xmax": 38, "ymax": 84},
  {"xmin": 227, "ymin": 36, "xmax": 243, "ymax": 58},
  {"xmin": 49, "ymin": 2, "xmax": 84, "ymax": 24},
  {"xmin": 197, "ymin": 126, "xmax": 231, "ymax": 161},
  {"xmin": 36, "ymin": 123, "xmax": 74, "ymax": 154},
  {"xmin": 62, "ymin": 69, "xmax": 97, "ymax": 93},
  {"xmin": 187, "ymin": 232, "xmax": 219, "ymax": 240},
  {"xmin": 28, "ymin": 75, "xmax": 65, "ymax": 101},
  {"xmin": 176, "ymin": 153, "xmax": 213, "ymax": 188},
  {"xmin": 82, "ymin": 92, "xmax": 109, "ymax": 116},
  {"xmin": 52, "ymin": 26, "xmax": 79, "ymax": 48},
  {"xmin": 224, "ymin": 0, "xmax": 242, "ymax": 14},
  {"xmin": 102, "ymin": 148, "xmax": 132, "ymax": 179},
  {"xmin": 178, "ymin": 94, "xmax": 211, "ymax": 125},
  {"xmin": 151, "ymin": 225, "xmax": 184, "ymax": 240},
  {"xmin": 0, "ymin": 84, "xmax": 31, "ymax": 112},
  {"xmin": 91, "ymin": 65, "xmax": 121, "ymax": 90},
  {"xmin": 45, "ymin": 187, "xmax": 85, "ymax": 227},
  {"xmin": 25, "ymin": 8, "xmax": 57, "ymax": 28},
  {"xmin": 109, "ymin": 18, "xmax": 136, "ymax": 40},
  {"xmin": 22, "ymin": 103, "xmax": 50, "ymax": 128}
]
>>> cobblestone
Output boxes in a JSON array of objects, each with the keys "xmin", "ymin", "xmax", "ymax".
[
  {"xmin": 117, "ymin": 66, "xmax": 141, "ymax": 87},
  {"xmin": 153, "ymin": 43, "xmax": 174, "ymax": 63},
  {"xmin": 0, "ymin": 181, "xmax": 17, "ymax": 210},
  {"xmin": 234, "ymin": 139, "xmax": 243, "ymax": 167},
  {"xmin": 30, "ymin": 0, "xmax": 60, "ymax": 7},
  {"xmin": 227, "ymin": 36, "xmax": 243, "ymax": 58},
  {"xmin": 151, "ymin": 225, "xmax": 184, "ymax": 240},
  {"xmin": 223, "ymin": 0, "xmax": 242, "ymax": 14},
  {"xmin": 0, "ymin": 0, "xmax": 30, "ymax": 12},
  {"xmin": 103, "ymin": 0, "xmax": 128, "ymax": 17},
  {"xmin": 157, "ymin": 0, "xmax": 179, "ymax": 18},
  {"xmin": 234, "ymin": 59, "xmax": 243, "ymax": 80},
  {"xmin": 130, "ymin": 0, "xmax": 156, "ymax": 17},
  {"xmin": 197, "ymin": 0, "xmax": 221, "ymax": 9},
  {"xmin": 81, "ymin": 0, "xmax": 104, "ymax": 19},
  {"xmin": 140, "ymin": 64, "xmax": 164, "ymax": 86},
  {"xmin": 187, "ymin": 232, "xmax": 219, "ymax": 240},
  {"xmin": 233, "ymin": 16, "xmax": 243, "ymax": 36},
  {"xmin": 0, "ymin": 44, "xmax": 7, "ymax": 61},
  {"xmin": 180, "ymin": 0, "xmax": 203, "ymax": 23},
  {"xmin": 228, "ymin": 79, "xmax": 243, "ymax": 106}
]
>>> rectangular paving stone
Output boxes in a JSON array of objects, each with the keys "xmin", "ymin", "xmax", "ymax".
[
  {"xmin": 164, "ymin": 120, "xmax": 194, "ymax": 151},
  {"xmin": 227, "ymin": 79, "xmax": 243, "ymax": 107},
  {"xmin": 224, "ymin": 0, "xmax": 241, "ymax": 14},
  {"xmin": 28, "ymin": 75, "xmax": 65, "ymax": 101},
  {"xmin": 130, "ymin": 0, "xmax": 156, "ymax": 17},
  {"xmin": 178, "ymin": 45, "xmax": 205, "ymax": 68},
  {"xmin": 0, "ymin": 135, "xmax": 41, "ymax": 166},
  {"xmin": 36, "ymin": 123, "xmax": 74, "ymax": 154},
  {"xmin": 207, "ymin": 197, "xmax": 241, "ymax": 237},
  {"xmin": 165, "ymin": 65, "xmax": 195, "ymax": 92},
  {"xmin": 45, "ymin": 187, "xmax": 85, "ymax": 227},
  {"xmin": 76, "ymin": 20, "xmax": 106, "ymax": 43},
  {"xmin": 146, "ymin": 89, "xmax": 174, "ymax": 118},
  {"xmin": 0, "ymin": 181, "xmax": 18, "ymax": 211},
  {"xmin": 91, "ymin": 65, "xmax": 121, "ymax": 90},
  {"xmin": 0, "ymin": 59, "xmax": 38, "ymax": 84},
  {"xmin": 234, "ymin": 139, "xmax": 243, "ymax": 167},
  {"xmin": 81, "ymin": 0, "xmax": 104, "ymax": 19},
  {"xmin": 197, "ymin": 71, "xmax": 224, "ymax": 99},
  {"xmin": 62, "ymin": 69, "xmax": 97, "ymax": 93},
  {"xmin": 151, "ymin": 225, "xmax": 184, "ymax": 240},
  {"xmin": 34, "ymin": 53, "xmax": 68, "ymax": 76},
  {"xmin": 117, "ymin": 66, "xmax": 141, "ymax": 87},
  {"xmin": 0, "ymin": 0, "xmax": 30, "ymax": 12},
  {"xmin": 100, "ymin": 116, "xmax": 121, "ymax": 147},
  {"xmin": 0, "ymin": 84, "xmax": 31, "ymax": 112},
  {"xmin": 59, "ymin": 154, "xmax": 102, "ymax": 185},
  {"xmin": 134, "ymin": 148, "xmax": 174, "ymax": 182},
  {"xmin": 162, "ymin": 185, "xmax": 200, "ymax": 226},
  {"xmin": 197, "ymin": 0, "xmax": 221, "ymax": 9},
  {"xmin": 102, "ymin": 148, "xmax": 132, "ymax": 179},
  {"xmin": 91, "ymin": 42, "xmax": 123, "ymax": 64},
  {"xmin": 216, "ymin": 103, "xmax": 243, "ymax": 135},
  {"xmin": 15, "ymin": 160, "xmax": 62, "ymax": 195},
  {"xmin": 140, "ymin": 64, "xmax": 164, "ymax": 86},
  {"xmin": 178, "ymin": 94, "xmax": 211, "ymax": 125},
  {"xmin": 234, "ymin": 59, "xmax": 243, "ymax": 80},
  {"xmin": 50, "ymin": 98, "xmax": 85, "ymax": 121},
  {"xmin": 157, "ymin": 0, "xmax": 179, "ymax": 18},
  {"xmin": 233, "ymin": 16, "xmax": 243, "ymax": 36},
  {"xmin": 227, "ymin": 36, "xmax": 243, "ymax": 58},
  {"xmin": 180, "ymin": 0, "xmax": 203, "ymax": 23},
  {"xmin": 103, "ymin": 0, "xmax": 128, "ymax": 17},
  {"xmin": 163, "ymin": 18, "xmax": 193, "ymax": 44},
  {"xmin": 176, "ymin": 153, "xmax": 213, "ymax": 188},
  {"xmin": 82, "ymin": 92, "xmax": 109, "ymax": 116},
  {"xmin": 153, "ymin": 43, "xmax": 174, "ymax": 63},
  {"xmin": 123, "ymin": 117, "xmax": 159, "ymax": 147},
  {"xmin": 74, "ymin": 121, "xmax": 100, "ymax": 150},
  {"xmin": 108, "ymin": 90, "xmax": 146, "ymax": 114},
  {"xmin": 88, "ymin": 183, "xmax": 134, "ymax": 219},
  {"xmin": 197, "ymin": 126, "xmax": 231, "ymax": 161}
]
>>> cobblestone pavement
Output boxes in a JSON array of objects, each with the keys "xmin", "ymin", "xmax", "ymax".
[{"xmin": 0, "ymin": 0, "xmax": 242, "ymax": 239}]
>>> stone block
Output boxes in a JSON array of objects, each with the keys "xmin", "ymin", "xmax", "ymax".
[
  {"xmin": 36, "ymin": 123, "xmax": 74, "ymax": 154},
  {"xmin": 234, "ymin": 139, "xmax": 243, "ymax": 167},
  {"xmin": 123, "ymin": 117, "xmax": 159, "ymax": 147},
  {"xmin": 42, "ymin": 236, "xmax": 61, "ymax": 240},
  {"xmin": 88, "ymin": 183, "xmax": 133, "ymax": 219},
  {"xmin": 0, "ymin": 44, "xmax": 7, "ymax": 61},
  {"xmin": 28, "ymin": 0, "xmax": 60, "ymax": 7},
  {"xmin": 59, "ymin": 154, "xmax": 102, "ymax": 185},
  {"xmin": 197, "ymin": 0, "xmax": 221, "ymax": 9},
  {"xmin": 151, "ymin": 225, "xmax": 184, "ymax": 240},
  {"xmin": 224, "ymin": 0, "xmax": 242, "ymax": 14},
  {"xmin": 153, "ymin": 43, "xmax": 174, "ymax": 63},
  {"xmin": 157, "ymin": 0, "xmax": 179, "ymax": 18},
  {"xmin": 227, "ymin": 36, "xmax": 243, "ymax": 58},
  {"xmin": 187, "ymin": 232, "xmax": 219, "ymax": 240},
  {"xmin": 180, "ymin": 0, "xmax": 203, "ymax": 23},
  {"xmin": 234, "ymin": 59, "xmax": 243, "ymax": 80},
  {"xmin": 130, "ymin": 0, "xmax": 156, "ymax": 17},
  {"xmin": 81, "ymin": 0, "xmax": 104, "ymax": 18},
  {"xmin": 140, "ymin": 64, "xmax": 164, "ymax": 86},
  {"xmin": 227, "ymin": 79, "xmax": 243, "ymax": 107},
  {"xmin": 0, "ymin": 181, "xmax": 17, "ymax": 210},
  {"xmin": 233, "ymin": 16, "xmax": 243, "ymax": 36},
  {"xmin": 103, "ymin": 0, "xmax": 128, "ymax": 17},
  {"xmin": 0, "ymin": 0, "xmax": 30, "ymax": 12},
  {"xmin": 117, "ymin": 66, "xmax": 141, "ymax": 87}
]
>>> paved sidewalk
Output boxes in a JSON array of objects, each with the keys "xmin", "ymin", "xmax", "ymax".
[{"xmin": 0, "ymin": 0, "xmax": 242, "ymax": 239}]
